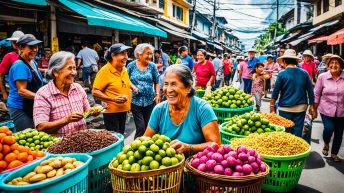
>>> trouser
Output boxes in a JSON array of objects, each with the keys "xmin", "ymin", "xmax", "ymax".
[
  {"xmin": 131, "ymin": 103, "xmax": 155, "ymax": 139},
  {"xmin": 8, "ymin": 107, "xmax": 34, "ymax": 132},
  {"xmin": 243, "ymin": 78, "xmax": 252, "ymax": 94},
  {"xmin": 230, "ymin": 69, "xmax": 236, "ymax": 82},
  {"xmin": 224, "ymin": 74, "xmax": 231, "ymax": 86},
  {"xmin": 278, "ymin": 110, "xmax": 306, "ymax": 137},
  {"xmin": 253, "ymin": 93, "xmax": 263, "ymax": 111},
  {"xmin": 320, "ymin": 114, "xmax": 344, "ymax": 155},
  {"xmin": 103, "ymin": 112, "xmax": 127, "ymax": 134},
  {"xmin": 82, "ymin": 66, "xmax": 96, "ymax": 89}
]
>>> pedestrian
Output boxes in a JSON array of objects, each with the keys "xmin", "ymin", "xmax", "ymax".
[
  {"xmin": 317, "ymin": 53, "xmax": 333, "ymax": 76},
  {"xmin": 0, "ymin": 30, "xmax": 24, "ymax": 102},
  {"xmin": 258, "ymin": 51, "xmax": 267, "ymax": 63},
  {"xmin": 301, "ymin": 50, "xmax": 317, "ymax": 85},
  {"xmin": 127, "ymin": 43, "xmax": 160, "ymax": 139},
  {"xmin": 176, "ymin": 46, "xmax": 194, "ymax": 70},
  {"xmin": 247, "ymin": 48, "xmax": 260, "ymax": 74},
  {"xmin": 7, "ymin": 34, "xmax": 44, "ymax": 131},
  {"xmin": 154, "ymin": 49, "xmax": 164, "ymax": 74},
  {"xmin": 251, "ymin": 63, "xmax": 270, "ymax": 112},
  {"xmin": 270, "ymin": 49, "xmax": 315, "ymax": 137},
  {"xmin": 238, "ymin": 55, "xmax": 252, "ymax": 94},
  {"xmin": 161, "ymin": 49, "xmax": 170, "ymax": 71},
  {"xmin": 213, "ymin": 54, "xmax": 223, "ymax": 88},
  {"xmin": 313, "ymin": 55, "xmax": 344, "ymax": 162},
  {"xmin": 223, "ymin": 53, "xmax": 233, "ymax": 86},
  {"xmin": 263, "ymin": 55, "xmax": 279, "ymax": 98},
  {"xmin": 92, "ymin": 43, "xmax": 132, "ymax": 134},
  {"xmin": 193, "ymin": 49, "xmax": 215, "ymax": 89},
  {"xmin": 76, "ymin": 41, "xmax": 99, "ymax": 91},
  {"xmin": 38, "ymin": 49, "xmax": 51, "ymax": 76}
]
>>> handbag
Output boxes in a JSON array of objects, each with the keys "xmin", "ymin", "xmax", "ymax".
[{"xmin": 92, "ymin": 64, "xmax": 99, "ymax": 72}]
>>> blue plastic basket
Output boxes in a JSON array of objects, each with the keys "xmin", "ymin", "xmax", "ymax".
[
  {"xmin": 0, "ymin": 153, "xmax": 92, "ymax": 193},
  {"xmin": 0, "ymin": 120, "xmax": 16, "ymax": 132},
  {"xmin": 87, "ymin": 133, "xmax": 124, "ymax": 193}
]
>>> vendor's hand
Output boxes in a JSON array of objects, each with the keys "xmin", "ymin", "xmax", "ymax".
[
  {"xmin": 154, "ymin": 95, "xmax": 160, "ymax": 104},
  {"xmin": 170, "ymin": 140, "xmax": 190, "ymax": 154},
  {"xmin": 131, "ymin": 86, "xmax": 139, "ymax": 94},
  {"xmin": 65, "ymin": 112, "xmax": 83, "ymax": 124},
  {"xmin": 309, "ymin": 106, "xmax": 317, "ymax": 119},
  {"xmin": 113, "ymin": 95, "xmax": 128, "ymax": 104},
  {"xmin": 206, "ymin": 82, "xmax": 211, "ymax": 87},
  {"xmin": 270, "ymin": 106, "xmax": 276, "ymax": 113}
]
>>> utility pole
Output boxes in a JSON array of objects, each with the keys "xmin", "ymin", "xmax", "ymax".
[
  {"xmin": 211, "ymin": 0, "xmax": 216, "ymax": 41},
  {"xmin": 191, "ymin": 0, "xmax": 197, "ymax": 32},
  {"xmin": 274, "ymin": 0, "xmax": 279, "ymax": 42}
]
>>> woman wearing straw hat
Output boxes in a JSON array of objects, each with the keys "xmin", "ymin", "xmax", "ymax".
[
  {"xmin": 270, "ymin": 49, "xmax": 316, "ymax": 137},
  {"xmin": 313, "ymin": 55, "xmax": 344, "ymax": 162},
  {"xmin": 317, "ymin": 53, "xmax": 333, "ymax": 76},
  {"xmin": 301, "ymin": 50, "xmax": 317, "ymax": 84}
]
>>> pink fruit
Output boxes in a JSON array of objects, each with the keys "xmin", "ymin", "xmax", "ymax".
[
  {"xmin": 223, "ymin": 145, "xmax": 232, "ymax": 153},
  {"xmin": 199, "ymin": 156, "xmax": 208, "ymax": 164},
  {"xmin": 206, "ymin": 160, "xmax": 217, "ymax": 170},
  {"xmin": 191, "ymin": 158, "xmax": 200, "ymax": 168},
  {"xmin": 224, "ymin": 167, "xmax": 233, "ymax": 176}
]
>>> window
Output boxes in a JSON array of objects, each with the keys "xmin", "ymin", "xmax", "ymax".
[
  {"xmin": 159, "ymin": 0, "xmax": 164, "ymax": 9},
  {"xmin": 173, "ymin": 5, "xmax": 183, "ymax": 21},
  {"xmin": 323, "ymin": 0, "xmax": 329, "ymax": 13},
  {"xmin": 317, "ymin": 0, "xmax": 321, "ymax": 16},
  {"xmin": 335, "ymin": 0, "xmax": 342, "ymax": 6}
]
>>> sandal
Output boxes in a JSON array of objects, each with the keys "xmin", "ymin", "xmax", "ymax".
[
  {"xmin": 322, "ymin": 146, "xmax": 329, "ymax": 156},
  {"xmin": 331, "ymin": 155, "xmax": 342, "ymax": 162}
]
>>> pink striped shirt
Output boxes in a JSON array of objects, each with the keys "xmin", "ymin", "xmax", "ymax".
[{"xmin": 33, "ymin": 81, "xmax": 90, "ymax": 134}]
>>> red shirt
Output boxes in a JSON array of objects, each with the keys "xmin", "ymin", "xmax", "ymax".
[
  {"xmin": 301, "ymin": 61, "xmax": 317, "ymax": 80},
  {"xmin": 223, "ymin": 59, "xmax": 233, "ymax": 75},
  {"xmin": 194, "ymin": 60, "xmax": 215, "ymax": 87},
  {"xmin": 0, "ymin": 51, "xmax": 19, "ymax": 74}
]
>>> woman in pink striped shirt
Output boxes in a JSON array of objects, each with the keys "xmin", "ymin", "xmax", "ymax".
[{"xmin": 314, "ymin": 55, "xmax": 344, "ymax": 162}]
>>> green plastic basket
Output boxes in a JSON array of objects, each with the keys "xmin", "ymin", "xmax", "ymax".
[
  {"xmin": 196, "ymin": 90, "xmax": 205, "ymax": 98},
  {"xmin": 262, "ymin": 147, "xmax": 312, "ymax": 192},
  {"xmin": 87, "ymin": 133, "xmax": 124, "ymax": 193},
  {"xmin": 0, "ymin": 153, "xmax": 92, "ymax": 193},
  {"xmin": 213, "ymin": 105, "xmax": 254, "ymax": 124}
]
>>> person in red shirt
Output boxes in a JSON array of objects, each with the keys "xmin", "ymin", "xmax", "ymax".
[
  {"xmin": 193, "ymin": 49, "xmax": 215, "ymax": 88},
  {"xmin": 0, "ymin": 31, "xmax": 24, "ymax": 102},
  {"xmin": 222, "ymin": 53, "xmax": 233, "ymax": 86},
  {"xmin": 301, "ymin": 50, "xmax": 317, "ymax": 84}
]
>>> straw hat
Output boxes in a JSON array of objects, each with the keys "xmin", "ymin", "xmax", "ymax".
[
  {"xmin": 247, "ymin": 48, "xmax": 257, "ymax": 53},
  {"xmin": 322, "ymin": 53, "xmax": 333, "ymax": 64},
  {"xmin": 276, "ymin": 49, "xmax": 302, "ymax": 64},
  {"xmin": 327, "ymin": 55, "xmax": 344, "ymax": 68},
  {"xmin": 302, "ymin": 50, "xmax": 314, "ymax": 59}
]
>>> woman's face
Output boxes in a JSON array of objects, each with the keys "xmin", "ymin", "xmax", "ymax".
[
  {"xmin": 328, "ymin": 59, "xmax": 342, "ymax": 75},
  {"xmin": 267, "ymin": 58, "xmax": 273, "ymax": 63},
  {"xmin": 20, "ymin": 45, "xmax": 38, "ymax": 61},
  {"xmin": 256, "ymin": 65, "xmax": 264, "ymax": 74},
  {"xmin": 197, "ymin": 51, "xmax": 205, "ymax": 63},
  {"xmin": 112, "ymin": 51, "xmax": 128, "ymax": 68},
  {"xmin": 163, "ymin": 72, "xmax": 191, "ymax": 106},
  {"xmin": 304, "ymin": 55, "xmax": 312, "ymax": 62},
  {"xmin": 181, "ymin": 50, "xmax": 188, "ymax": 57},
  {"xmin": 54, "ymin": 58, "xmax": 77, "ymax": 86},
  {"xmin": 138, "ymin": 48, "xmax": 153, "ymax": 64}
]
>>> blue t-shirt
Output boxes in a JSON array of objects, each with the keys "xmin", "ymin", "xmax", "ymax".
[
  {"xmin": 148, "ymin": 96, "xmax": 217, "ymax": 144},
  {"xmin": 8, "ymin": 60, "xmax": 44, "ymax": 109},
  {"xmin": 179, "ymin": 55, "xmax": 194, "ymax": 70},
  {"xmin": 76, "ymin": 47, "xmax": 99, "ymax": 68},
  {"xmin": 127, "ymin": 61, "xmax": 159, "ymax": 107},
  {"xmin": 212, "ymin": 57, "xmax": 222, "ymax": 73},
  {"xmin": 248, "ymin": 57, "xmax": 260, "ymax": 73}
]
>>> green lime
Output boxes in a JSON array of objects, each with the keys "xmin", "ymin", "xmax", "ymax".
[
  {"xmin": 112, "ymin": 159, "xmax": 119, "ymax": 168},
  {"xmin": 155, "ymin": 139, "xmax": 164, "ymax": 148},
  {"xmin": 150, "ymin": 144, "xmax": 160, "ymax": 153},
  {"xmin": 152, "ymin": 134, "xmax": 160, "ymax": 142},
  {"xmin": 141, "ymin": 165, "xmax": 150, "ymax": 171},
  {"xmin": 33, "ymin": 135, "xmax": 40, "ymax": 140},
  {"xmin": 171, "ymin": 157, "xmax": 179, "ymax": 165},
  {"xmin": 159, "ymin": 165, "xmax": 167, "ymax": 169},
  {"xmin": 134, "ymin": 151, "xmax": 143, "ymax": 159},
  {"xmin": 255, "ymin": 121, "xmax": 262, "ymax": 127},
  {"xmin": 265, "ymin": 128, "xmax": 271, "ymax": 132},
  {"xmin": 39, "ymin": 132, "xmax": 45, "ymax": 138},
  {"xmin": 130, "ymin": 163, "xmax": 141, "ymax": 172},
  {"xmin": 154, "ymin": 154, "xmax": 163, "ymax": 163},
  {"xmin": 146, "ymin": 150, "xmax": 155, "ymax": 157},
  {"xmin": 123, "ymin": 145, "xmax": 132, "ymax": 154},
  {"xmin": 29, "ymin": 143, "xmax": 35, "ymax": 147},
  {"xmin": 128, "ymin": 156, "xmax": 136, "ymax": 164},
  {"xmin": 131, "ymin": 140, "xmax": 142, "ymax": 150},
  {"xmin": 158, "ymin": 149, "xmax": 166, "ymax": 158},
  {"xmin": 126, "ymin": 151, "xmax": 134, "ymax": 157},
  {"xmin": 35, "ymin": 145, "xmax": 41, "ymax": 150},
  {"xmin": 142, "ymin": 156, "xmax": 153, "ymax": 166},
  {"xmin": 175, "ymin": 154, "xmax": 183, "ymax": 162},
  {"xmin": 137, "ymin": 160, "xmax": 143, "ymax": 165},
  {"xmin": 30, "ymin": 147, "xmax": 35, "ymax": 151},
  {"xmin": 257, "ymin": 128, "xmax": 264, "ymax": 134},
  {"xmin": 138, "ymin": 136, "xmax": 150, "ymax": 142},
  {"xmin": 149, "ymin": 160, "xmax": 160, "ymax": 170},
  {"xmin": 159, "ymin": 135, "xmax": 171, "ymax": 143},
  {"xmin": 19, "ymin": 140, "xmax": 26, "ymax": 145},
  {"xmin": 142, "ymin": 140, "xmax": 150, "ymax": 148},
  {"xmin": 19, "ymin": 134, "xmax": 26, "ymax": 140},
  {"xmin": 137, "ymin": 145, "xmax": 146, "ymax": 155},
  {"xmin": 162, "ymin": 142, "xmax": 170, "ymax": 150},
  {"xmin": 123, "ymin": 164, "xmax": 131, "ymax": 171},
  {"xmin": 43, "ymin": 142, "xmax": 50, "ymax": 148},
  {"xmin": 27, "ymin": 138, "xmax": 33, "ymax": 143},
  {"xmin": 117, "ymin": 164, "xmax": 123, "ymax": 170},
  {"xmin": 166, "ymin": 148, "xmax": 176, "ymax": 157},
  {"xmin": 25, "ymin": 142, "xmax": 30, "ymax": 147},
  {"xmin": 122, "ymin": 160, "xmax": 129, "ymax": 166},
  {"xmin": 118, "ymin": 153, "xmax": 127, "ymax": 164},
  {"xmin": 262, "ymin": 118, "xmax": 270, "ymax": 125},
  {"xmin": 161, "ymin": 157, "xmax": 172, "ymax": 167}
]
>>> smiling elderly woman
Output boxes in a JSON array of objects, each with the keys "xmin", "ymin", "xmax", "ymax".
[
  {"xmin": 144, "ymin": 64, "xmax": 220, "ymax": 155},
  {"xmin": 33, "ymin": 51, "xmax": 94, "ymax": 135}
]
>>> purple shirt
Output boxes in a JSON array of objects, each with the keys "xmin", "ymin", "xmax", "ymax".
[{"xmin": 314, "ymin": 71, "xmax": 344, "ymax": 117}]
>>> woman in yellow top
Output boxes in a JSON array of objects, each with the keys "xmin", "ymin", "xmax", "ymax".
[{"xmin": 92, "ymin": 43, "xmax": 135, "ymax": 134}]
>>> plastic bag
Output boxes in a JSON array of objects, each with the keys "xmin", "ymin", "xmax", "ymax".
[{"xmin": 232, "ymin": 81, "xmax": 240, "ymax": 89}]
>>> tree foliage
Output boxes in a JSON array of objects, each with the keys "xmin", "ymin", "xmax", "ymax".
[{"xmin": 254, "ymin": 22, "xmax": 287, "ymax": 51}]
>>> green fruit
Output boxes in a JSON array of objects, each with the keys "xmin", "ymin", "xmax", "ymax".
[
  {"xmin": 152, "ymin": 134, "xmax": 160, "ymax": 142},
  {"xmin": 149, "ymin": 160, "xmax": 160, "ymax": 170},
  {"xmin": 35, "ymin": 145, "xmax": 41, "ymax": 150},
  {"xmin": 128, "ymin": 156, "xmax": 136, "ymax": 164},
  {"xmin": 126, "ymin": 151, "xmax": 134, "ymax": 157},
  {"xmin": 257, "ymin": 128, "xmax": 264, "ymax": 134},
  {"xmin": 265, "ymin": 128, "xmax": 271, "ymax": 132},
  {"xmin": 154, "ymin": 154, "xmax": 163, "ymax": 163},
  {"xmin": 150, "ymin": 144, "xmax": 160, "ymax": 153},
  {"xmin": 138, "ymin": 136, "xmax": 150, "ymax": 142},
  {"xmin": 171, "ymin": 157, "xmax": 179, "ymax": 165},
  {"xmin": 123, "ymin": 145, "xmax": 132, "ymax": 154},
  {"xmin": 30, "ymin": 143, "xmax": 35, "ymax": 147},
  {"xmin": 262, "ymin": 118, "xmax": 270, "ymax": 125},
  {"xmin": 248, "ymin": 120, "xmax": 254, "ymax": 126},
  {"xmin": 222, "ymin": 96, "xmax": 228, "ymax": 101},
  {"xmin": 134, "ymin": 151, "xmax": 143, "ymax": 159},
  {"xmin": 122, "ymin": 160, "xmax": 129, "ymax": 166},
  {"xmin": 162, "ymin": 142, "xmax": 170, "ymax": 150},
  {"xmin": 27, "ymin": 138, "xmax": 33, "ymax": 143},
  {"xmin": 33, "ymin": 135, "xmax": 40, "ymax": 140},
  {"xmin": 130, "ymin": 163, "xmax": 141, "ymax": 172},
  {"xmin": 142, "ymin": 156, "xmax": 154, "ymax": 166},
  {"xmin": 255, "ymin": 121, "xmax": 262, "ymax": 127},
  {"xmin": 142, "ymin": 141, "xmax": 151, "ymax": 148},
  {"xmin": 112, "ymin": 159, "xmax": 119, "ymax": 168},
  {"xmin": 141, "ymin": 165, "xmax": 150, "ymax": 171},
  {"xmin": 158, "ymin": 149, "xmax": 166, "ymax": 158},
  {"xmin": 161, "ymin": 157, "xmax": 172, "ymax": 167},
  {"xmin": 131, "ymin": 140, "xmax": 142, "ymax": 150},
  {"xmin": 159, "ymin": 165, "xmax": 167, "ymax": 169},
  {"xmin": 25, "ymin": 133, "xmax": 33, "ymax": 138},
  {"xmin": 230, "ymin": 104, "xmax": 237, "ymax": 108},
  {"xmin": 43, "ymin": 142, "xmax": 50, "ymax": 148},
  {"xmin": 123, "ymin": 164, "xmax": 132, "ymax": 171},
  {"xmin": 19, "ymin": 140, "xmax": 26, "ymax": 145},
  {"xmin": 244, "ymin": 131, "xmax": 251, "ymax": 136},
  {"xmin": 19, "ymin": 134, "xmax": 26, "ymax": 140},
  {"xmin": 146, "ymin": 150, "xmax": 155, "ymax": 157},
  {"xmin": 117, "ymin": 165, "xmax": 123, "ymax": 170},
  {"xmin": 118, "ymin": 153, "xmax": 127, "ymax": 164},
  {"xmin": 166, "ymin": 148, "xmax": 176, "ymax": 157},
  {"xmin": 137, "ymin": 160, "xmax": 143, "ymax": 165},
  {"xmin": 25, "ymin": 142, "xmax": 30, "ymax": 147},
  {"xmin": 155, "ymin": 139, "xmax": 164, "ymax": 148},
  {"xmin": 175, "ymin": 154, "xmax": 183, "ymax": 162}
]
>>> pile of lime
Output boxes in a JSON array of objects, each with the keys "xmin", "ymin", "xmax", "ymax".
[
  {"xmin": 222, "ymin": 112, "xmax": 282, "ymax": 136},
  {"xmin": 14, "ymin": 129, "xmax": 59, "ymax": 151},
  {"xmin": 112, "ymin": 134, "xmax": 183, "ymax": 172},
  {"xmin": 202, "ymin": 86, "xmax": 253, "ymax": 108}
]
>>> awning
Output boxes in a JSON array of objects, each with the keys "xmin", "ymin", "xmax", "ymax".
[
  {"xmin": 281, "ymin": 32, "xmax": 301, "ymax": 43},
  {"xmin": 157, "ymin": 25, "xmax": 196, "ymax": 40},
  {"xmin": 289, "ymin": 33, "xmax": 315, "ymax": 46},
  {"xmin": 59, "ymin": 0, "xmax": 167, "ymax": 38},
  {"xmin": 308, "ymin": 35, "xmax": 328, "ymax": 44},
  {"xmin": 207, "ymin": 42, "xmax": 223, "ymax": 51},
  {"xmin": 12, "ymin": 0, "xmax": 47, "ymax": 6},
  {"xmin": 327, "ymin": 28, "xmax": 344, "ymax": 45},
  {"xmin": 310, "ymin": 19, "xmax": 339, "ymax": 33},
  {"xmin": 191, "ymin": 30, "xmax": 210, "ymax": 41}
]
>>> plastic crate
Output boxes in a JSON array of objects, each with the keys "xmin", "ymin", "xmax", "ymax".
[
  {"xmin": 0, "ymin": 153, "xmax": 92, "ymax": 193},
  {"xmin": 213, "ymin": 105, "xmax": 254, "ymax": 124},
  {"xmin": 196, "ymin": 90, "xmax": 205, "ymax": 98},
  {"xmin": 87, "ymin": 133, "xmax": 124, "ymax": 193},
  {"xmin": 0, "ymin": 120, "xmax": 16, "ymax": 132},
  {"xmin": 262, "ymin": 147, "xmax": 311, "ymax": 192}
]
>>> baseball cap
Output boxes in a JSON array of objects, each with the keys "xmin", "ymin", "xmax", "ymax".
[
  {"xmin": 7, "ymin": 31, "xmax": 24, "ymax": 41},
  {"xmin": 16, "ymin": 34, "xmax": 42, "ymax": 46},
  {"xmin": 108, "ymin": 43, "xmax": 132, "ymax": 54}
]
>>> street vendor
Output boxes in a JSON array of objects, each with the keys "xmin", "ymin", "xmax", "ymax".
[
  {"xmin": 33, "ymin": 51, "xmax": 97, "ymax": 135},
  {"xmin": 144, "ymin": 64, "xmax": 221, "ymax": 155}
]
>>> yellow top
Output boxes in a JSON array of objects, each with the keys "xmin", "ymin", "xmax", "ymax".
[{"xmin": 93, "ymin": 63, "xmax": 131, "ymax": 113}]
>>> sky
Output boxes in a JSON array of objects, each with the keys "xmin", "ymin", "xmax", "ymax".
[{"xmin": 195, "ymin": 0, "xmax": 295, "ymax": 49}]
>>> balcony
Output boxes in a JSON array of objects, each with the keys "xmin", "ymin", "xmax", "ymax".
[{"xmin": 105, "ymin": 0, "xmax": 164, "ymax": 14}]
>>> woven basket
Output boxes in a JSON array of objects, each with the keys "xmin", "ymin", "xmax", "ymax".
[
  {"xmin": 185, "ymin": 158, "xmax": 270, "ymax": 193},
  {"xmin": 108, "ymin": 156, "xmax": 185, "ymax": 193}
]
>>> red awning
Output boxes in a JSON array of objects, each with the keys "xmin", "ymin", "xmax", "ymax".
[
  {"xmin": 308, "ymin": 35, "xmax": 328, "ymax": 44},
  {"xmin": 327, "ymin": 28, "xmax": 344, "ymax": 45}
]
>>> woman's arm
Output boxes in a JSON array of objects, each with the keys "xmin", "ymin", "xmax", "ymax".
[
  {"xmin": 130, "ymin": 82, "xmax": 139, "ymax": 94},
  {"xmin": 144, "ymin": 127, "xmax": 157, "ymax": 137},
  {"xmin": 207, "ymin": 76, "xmax": 214, "ymax": 86},
  {"xmin": 36, "ymin": 113, "xmax": 83, "ymax": 133},
  {"xmin": 154, "ymin": 83, "xmax": 160, "ymax": 104},
  {"xmin": 16, "ymin": 80, "xmax": 36, "ymax": 100},
  {"xmin": 92, "ymin": 88, "xmax": 114, "ymax": 102}
]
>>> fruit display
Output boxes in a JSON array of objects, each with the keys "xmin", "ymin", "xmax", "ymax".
[
  {"xmin": 84, "ymin": 105, "xmax": 105, "ymax": 119},
  {"xmin": 6, "ymin": 157, "xmax": 84, "ymax": 185},
  {"xmin": 261, "ymin": 113, "xmax": 295, "ymax": 128},
  {"xmin": 111, "ymin": 134, "xmax": 183, "ymax": 172},
  {"xmin": 222, "ymin": 112, "xmax": 283, "ymax": 136},
  {"xmin": 202, "ymin": 86, "xmax": 253, "ymax": 108},
  {"xmin": 14, "ymin": 129, "xmax": 59, "ymax": 151},
  {"xmin": 47, "ymin": 129, "xmax": 118, "ymax": 154},
  {"xmin": 0, "ymin": 126, "xmax": 45, "ymax": 172},
  {"xmin": 230, "ymin": 132, "xmax": 310, "ymax": 156},
  {"xmin": 189, "ymin": 143, "xmax": 267, "ymax": 176}
]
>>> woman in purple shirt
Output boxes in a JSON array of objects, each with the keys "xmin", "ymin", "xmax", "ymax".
[{"xmin": 314, "ymin": 55, "xmax": 344, "ymax": 162}]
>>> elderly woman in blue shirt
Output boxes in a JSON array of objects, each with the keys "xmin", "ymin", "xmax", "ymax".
[
  {"xmin": 144, "ymin": 65, "xmax": 220, "ymax": 155},
  {"xmin": 127, "ymin": 43, "xmax": 160, "ymax": 139}
]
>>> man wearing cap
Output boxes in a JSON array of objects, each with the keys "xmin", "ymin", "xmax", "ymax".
[
  {"xmin": 77, "ymin": 41, "xmax": 99, "ymax": 91},
  {"xmin": 239, "ymin": 48, "xmax": 259, "ymax": 94},
  {"xmin": 176, "ymin": 46, "xmax": 194, "ymax": 70},
  {"xmin": 301, "ymin": 50, "xmax": 317, "ymax": 84},
  {"xmin": 270, "ymin": 49, "xmax": 315, "ymax": 138},
  {"xmin": 0, "ymin": 31, "xmax": 24, "ymax": 102}
]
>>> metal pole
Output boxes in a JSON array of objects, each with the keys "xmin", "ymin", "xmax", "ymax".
[
  {"xmin": 191, "ymin": 0, "xmax": 197, "ymax": 32},
  {"xmin": 212, "ymin": 0, "xmax": 216, "ymax": 41},
  {"xmin": 274, "ymin": 0, "xmax": 279, "ymax": 42}
]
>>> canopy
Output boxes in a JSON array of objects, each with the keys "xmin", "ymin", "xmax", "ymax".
[
  {"xmin": 12, "ymin": 0, "xmax": 47, "ymax": 6},
  {"xmin": 59, "ymin": 0, "xmax": 167, "ymax": 38},
  {"xmin": 289, "ymin": 33, "xmax": 315, "ymax": 46},
  {"xmin": 308, "ymin": 36, "xmax": 328, "ymax": 44},
  {"xmin": 327, "ymin": 28, "xmax": 344, "ymax": 45}
]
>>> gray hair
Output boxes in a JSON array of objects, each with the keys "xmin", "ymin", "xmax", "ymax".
[
  {"xmin": 47, "ymin": 51, "xmax": 75, "ymax": 79},
  {"xmin": 165, "ymin": 65, "xmax": 195, "ymax": 97},
  {"xmin": 134, "ymin": 43, "xmax": 154, "ymax": 59}
]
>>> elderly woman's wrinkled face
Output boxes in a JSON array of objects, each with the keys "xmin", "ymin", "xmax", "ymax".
[
  {"xmin": 112, "ymin": 51, "xmax": 128, "ymax": 68},
  {"xmin": 20, "ymin": 45, "xmax": 38, "ymax": 61},
  {"xmin": 197, "ymin": 51, "xmax": 206, "ymax": 63},
  {"xmin": 138, "ymin": 48, "xmax": 153, "ymax": 64},
  {"xmin": 163, "ymin": 72, "xmax": 191, "ymax": 106},
  {"xmin": 328, "ymin": 59, "xmax": 342, "ymax": 75},
  {"xmin": 54, "ymin": 58, "xmax": 77, "ymax": 85}
]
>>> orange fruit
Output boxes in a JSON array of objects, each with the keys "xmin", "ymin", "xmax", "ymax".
[
  {"xmin": 0, "ymin": 143, "xmax": 2, "ymax": 152},
  {"xmin": 2, "ymin": 136, "xmax": 16, "ymax": 145},
  {"xmin": 7, "ymin": 160, "xmax": 23, "ymax": 169},
  {"xmin": 0, "ymin": 133, "xmax": 6, "ymax": 140},
  {"xmin": 13, "ymin": 150, "xmax": 20, "ymax": 155},
  {"xmin": 4, "ymin": 153, "xmax": 17, "ymax": 163},
  {"xmin": 27, "ymin": 155, "xmax": 34, "ymax": 162},
  {"xmin": 30, "ymin": 150, "xmax": 38, "ymax": 159},
  {"xmin": 2, "ymin": 145, "xmax": 11, "ymax": 155},
  {"xmin": 0, "ymin": 126, "xmax": 9, "ymax": 133},
  {"xmin": 0, "ymin": 160, "xmax": 8, "ymax": 170},
  {"xmin": 10, "ymin": 144, "xmax": 19, "ymax": 151},
  {"xmin": 0, "ymin": 152, "xmax": 3, "ymax": 160},
  {"xmin": 17, "ymin": 152, "xmax": 28, "ymax": 162},
  {"xmin": 37, "ymin": 151, "xmax": 44, "ymax": 158},
  {"xmin": 6, "ymin": 131, "xmax": 13, "ymax": 136}
]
